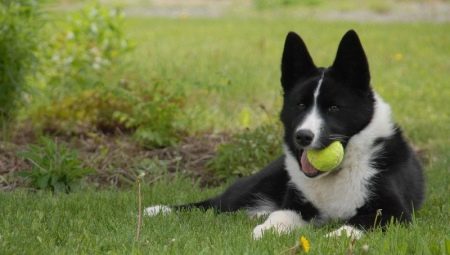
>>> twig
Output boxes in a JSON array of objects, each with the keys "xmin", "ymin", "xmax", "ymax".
[
  {"xmin": 347, "ymin": 237, "xmax": 357, "ymax": 255},
  {"xmin": 279, "ymin": 244, "xmax": 299, "ymax": 255},
  {"xmin": 135, "ymin": 173, "xmax": 144, "ymax": 241},
  {"xmin": 373, "ymin": 209, "xmax": 382, "ymax": 229}
]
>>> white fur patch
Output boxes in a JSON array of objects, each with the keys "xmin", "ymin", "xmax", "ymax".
[
  {"xmin": 297, "ymin": 71, "xmax": 325, "ymax": 147},
  {"xmin": 144, "ymin": 205, "xmax": 172, "ymax": 216},
  {"xmin": 285, "ymin": 94, "xmax": 394, "ymax": 222},
  {"xmin": 298, "ymin": 108, "xmax": 322, "ymax": 147},
  {"xmin": 325, "ymin": 225, "xmax": 364, "ymax": 240},
  {"xmin": 252, "ymin": 210, "xmax": 306, "ymax": 240}
]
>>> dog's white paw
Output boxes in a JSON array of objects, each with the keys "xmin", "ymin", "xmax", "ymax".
[
  {"xmin": 252, "ymin": 223, "xmax": 269, "ymax": 240},
  {"xmin": 252, "ymin": 210, "xmax": 305, "ymax": 240},
  {"xmin": 144, "ymin": 205, "xmax": 172, "ymax": 217},
  {"xmin": 325, "ymin": 225, "xmax": 363, "ymax": 240}
]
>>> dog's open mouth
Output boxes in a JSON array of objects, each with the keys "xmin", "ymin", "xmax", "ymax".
[{"xmin": 299, "ymin": 151, "xmax": 321, "ymax": 177}]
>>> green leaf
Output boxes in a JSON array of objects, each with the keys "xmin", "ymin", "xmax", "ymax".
[
  {"xmin": 36, "ymin": 174, "xmax": 50, "ymax": 189},
  {"xmin": 53, "ymin": 181, "xmax": 66, "ymax": 193}
]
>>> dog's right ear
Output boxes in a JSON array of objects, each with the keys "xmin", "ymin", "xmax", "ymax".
[{"xmin": 281, "ymin": 32, "xmax": 316, "ymax": 92}]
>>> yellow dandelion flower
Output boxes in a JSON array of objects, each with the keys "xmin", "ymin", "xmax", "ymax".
[
  {"xmin": 299, "ymin": 236, "xmax": 310, "ymax": 253},
  {"xmin": 393, "ymin": 53, "xmax": 403, "ymax": 61}
]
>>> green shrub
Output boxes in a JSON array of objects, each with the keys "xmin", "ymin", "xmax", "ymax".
[
  {"xmin": 27, "ymin": 3, "xmax": 185, "ymax": 147},
  {"xmin": 19, "ymin": 137, "xmax": 92, "ymax": 193},
  {"xmin": 28, "ymin": 3, "xmax": 132, "ymax": 132},
  {"xmin": 31, "ymin": 81, "xmax": 186, "ymax": 147},
  {"xmin": 209, "ymin": 124, "xmax": 282, "ymax": 178},
  {"xmin": 34, "ymin": 2, "xmax": 131, "ymax": 93},
  {"xmin": 0, "ymin": 0, "xmax": 39, "ymax": 126},
  {"xmin": 129, "ymin": 82, "xmax": 186, "ymax": 148},
  {"xmin": 31, "ymin": 88, "xmax": 133, "ymax": 134}
]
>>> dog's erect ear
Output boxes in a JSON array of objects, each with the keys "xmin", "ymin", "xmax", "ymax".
[
  {"xmin": 281, "ymin": 32, "xmax": 316, "ymax": 92},
  {"xmin": 331, "ymin": 30, "xmax": 370, "ymax": 88}
]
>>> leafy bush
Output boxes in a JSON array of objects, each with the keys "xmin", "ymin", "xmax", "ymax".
[
  {"xmin": 19, "ymin": 137, "xmax": 92, "ymax": 193},
  {"xmin": 32, "ymin": 81, "xmax": 185, "ymax": 147},
  {"xmin": 209, "ymin": 124, "xmax": 282, "ymax": 178},
  {"xmin": 27, "ymin": 3, "xmax": 185, "ymax": 147},
  {"xmin": 0, "ymin": 0, "xmax": 39, "ymax": 126},
  {"xmin": 31, "ymin": 88, "xmax": 133, "ymax": 135},
  {"xmin": 34, "ymin": 2, "xmax": 131, "ymax": 93},
  {"xmin": 129, "ymin": 82, "xmax": 186, "ymax": 148}
]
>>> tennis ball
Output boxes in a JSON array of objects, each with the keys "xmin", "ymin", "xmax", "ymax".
[{"xmin": 306, "ymin": 141, "xmax": 344, "ymax": 171}]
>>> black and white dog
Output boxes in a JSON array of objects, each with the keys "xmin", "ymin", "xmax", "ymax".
[{"xmin": 145, "ymin": 30, "xmax": 424, "ymax": 240}]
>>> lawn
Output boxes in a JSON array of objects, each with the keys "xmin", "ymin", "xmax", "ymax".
[
  {"xmin": 1, "ymin": 176, "xmax": 448, "ymax": 254},
  {"xmin": 1, "ymin": 9, "xmax": 450, "ymax": 255}
]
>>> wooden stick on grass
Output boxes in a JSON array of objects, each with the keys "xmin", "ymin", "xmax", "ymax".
[{"xmin": 135, "ymin": 173, "xmax": 145, "ymax": 241}]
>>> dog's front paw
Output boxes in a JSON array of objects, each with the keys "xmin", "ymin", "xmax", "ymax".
[
  {"xmin": 252, "ymin": 223, "xmax": 269, "ymax": 240},
  {"xmin": 252, "ymin": 221, "xmax": 295, "ymax": 240},
  {"xmin": 144, "ymin": 205, "xmax": 172, "ymax": 217},
  {"xmin": 325, "ymin": 225, "xmax": 363, "ymax": 240},
  {"xmin": 252, "ymin": 210, "xmax": 305, "ymax": 240}
]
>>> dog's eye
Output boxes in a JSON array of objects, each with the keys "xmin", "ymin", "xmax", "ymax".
[
  {"xmin": 328, "ymin": 105, "xmax": 340, "ymax": 112},
  {"xmin": 297, "ymin": 103, "xmax": 306, "ymax": 110}
]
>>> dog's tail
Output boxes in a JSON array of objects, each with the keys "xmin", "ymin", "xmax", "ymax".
[
  {"xmin": 144, "ymin": 197, "xmax": 221, "ymax": 217},
  {"xmin": 173, "ymin": 198, "xmax": 219, "ymax": 211}
]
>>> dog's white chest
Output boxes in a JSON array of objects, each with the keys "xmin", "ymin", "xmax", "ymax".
[
  {"xmin": 296, "ymin": 163, "xmax": 374, "ymax": 220},
  {"xmin": 284, "ymin": 139, "xmax": 380, "ymax": 221}
]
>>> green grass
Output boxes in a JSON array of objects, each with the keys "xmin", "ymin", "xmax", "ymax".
[
  {"xmin": 2, "ymin": 16, "xmax": 450, "ymax": 254},
  {"xmin": 123, "ymin": 18, "xmax": 450, "ymax": 139},
  {"xmin": 1, "ymin": 174, "xmax": 448, "ymax": 254}
]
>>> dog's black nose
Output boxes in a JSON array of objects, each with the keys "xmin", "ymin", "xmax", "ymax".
[{"xmin": 295, "ymin": 129, "xmax": 314, "ymax": 147}]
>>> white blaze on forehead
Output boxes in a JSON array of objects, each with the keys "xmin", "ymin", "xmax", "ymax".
[{"xmin": 297, "ymin": 71, "xmax": 325, "ymax": 147}]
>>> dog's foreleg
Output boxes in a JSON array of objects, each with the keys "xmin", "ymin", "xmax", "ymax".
[
  {"xmin": 326, "ymin": 207, "xmax": 411, "ymax": 239},
  {"xmin": 325, "ymin": 225, "xmax": 364, "ymax": 239}
]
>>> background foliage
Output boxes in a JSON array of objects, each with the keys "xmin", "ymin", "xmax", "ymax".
[
  {"xmin": 27, "ymin": 3, "xmax": 185, "ymax": 147},
  {"xmin": 34, "ymin": 3, "xmax": 130, "ymax": 93},
  {"xmin": 0, "ymin": 0, "xmax": 39, "ymax": 127},
  {"xmin": 209, "ymin": 124, "xmax": 282, "ymax": 177},
  {"xmin": 19, "ymin": 137, "xmax": 92, "ymax": 193}
]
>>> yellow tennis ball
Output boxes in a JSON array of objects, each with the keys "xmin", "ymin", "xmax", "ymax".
[{"xmin": 306, "ymin": 141, "xmax": 344, "ymax": 171}]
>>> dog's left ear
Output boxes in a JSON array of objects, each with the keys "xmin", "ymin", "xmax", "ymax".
[{"xmin": 331, "ymin": 30, "xmax": 370, "ymax": 88}]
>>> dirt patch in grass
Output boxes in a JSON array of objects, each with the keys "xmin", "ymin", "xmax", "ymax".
[
  {"xmin": 71, "ymin": 132, "xmax": 230, "ymax": 188},
  {"xmin": 145, "ymin": 133, "xmax": 231, "ymax": 186},
  {"xmin": 0, "ymin": 143, "xmax": 29, "ymax": 191},
  {"xmin": 0, "ymin": 128, "xmax": 230, "ymax": 190}
]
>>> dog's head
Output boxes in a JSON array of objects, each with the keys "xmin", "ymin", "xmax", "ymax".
[{"xmin": 280, "ymin": 30, "xmax": 375, "ymax": 178}]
